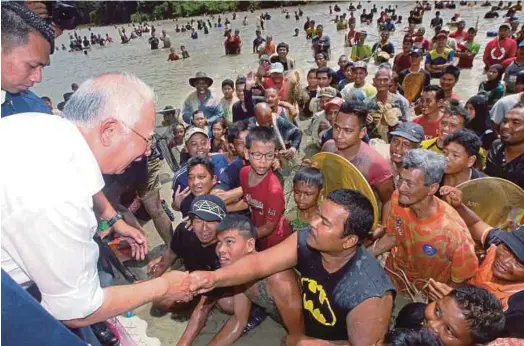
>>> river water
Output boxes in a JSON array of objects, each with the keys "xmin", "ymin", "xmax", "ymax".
[{"xmin": 34, "ymin": 1, "xmax": 520, "ymax": 123}]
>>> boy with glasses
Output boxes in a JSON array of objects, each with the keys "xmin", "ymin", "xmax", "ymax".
[{"xmin": 240, "ymin": 127, "xmax": 292, "ymax": 250}]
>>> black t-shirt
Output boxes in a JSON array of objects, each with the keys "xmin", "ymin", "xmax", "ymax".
[
  {"xmin": 270, "ymin": 56, "xmax": 289, "ymax": 71},
  {"xmin": 430, "ymin": 17, "xmax": 443, "ymax": 27},
  {"xmin": 295, "ymin": 228, "xmax": 395, "ymax": 341},
  {"xmin": 170, "ymin": 223, "xmax": 220, "ymax": 272},
  {"xmin": 485, "ymin": 139, "xmax": 524, "ymax": 189}
]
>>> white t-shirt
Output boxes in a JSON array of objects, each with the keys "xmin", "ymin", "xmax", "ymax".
[{"xmin": 0, "ymin": 113, "xmax": 105, "ymax": 320}]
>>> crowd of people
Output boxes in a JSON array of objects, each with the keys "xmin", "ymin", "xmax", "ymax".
[{"xmin": 1, "ymin": 1, "xmax": 524, "ymax": 346}]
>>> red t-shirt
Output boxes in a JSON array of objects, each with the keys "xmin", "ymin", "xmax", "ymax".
[
  {"xmin": 413, "ymin": 114, "xmax": 442, "ymax": 139},
  {"xmin": 449, "ymin": 30, "xmax": 468, "ymax": 41},
  {"xmin": 483, "ymin": 38, "xmax": 517, "ymax": 68},
  {"xmin": 240, "ymin": 166, "xmax": 292, "ymax": 250},
  {"xmin": 350, "ymin": 142, "xmax": 393, "ymax": 188},
  {"xmin": 393, "ymin": 53, "xmax": 411, "ymax": 73},
  {"xmin": 262, "ymin": 77, "xmax": 288, "ymax": 101}
]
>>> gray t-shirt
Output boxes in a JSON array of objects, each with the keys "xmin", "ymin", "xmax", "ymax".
[{"xmin": 490, "ymin": 92, "xmax": 523, "ymax": 125}]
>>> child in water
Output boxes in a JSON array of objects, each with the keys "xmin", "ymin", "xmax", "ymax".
[
  {"xmin": 286, "ymin": 167, "xmax": 324, "ymax": 232},
  {"xmin": 167, "ymin": 47, "xmax": 179, "ymax": 61},
  {"xmin": 180, "ymin": 45, "xmax": 190, "ymax": 59}
]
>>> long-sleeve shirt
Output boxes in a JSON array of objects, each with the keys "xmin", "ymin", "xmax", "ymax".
[{"xmin": 182, "ymin": 90, "xmax": 224, "ymax": 125}]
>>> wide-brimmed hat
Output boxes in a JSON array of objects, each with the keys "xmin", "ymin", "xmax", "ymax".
[{"xmin": 189, "ymin": 72, "xmax": 213, "ymax": 87}]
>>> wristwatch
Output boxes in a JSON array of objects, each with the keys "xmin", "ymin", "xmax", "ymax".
[{"xmin": 106, "ymin": 213, "xmax": 123, "ymax": 227}]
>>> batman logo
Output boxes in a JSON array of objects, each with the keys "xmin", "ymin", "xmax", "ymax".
[{"xmin": 301, "ymin": 277, "xmax": 337, "ymax": 326}]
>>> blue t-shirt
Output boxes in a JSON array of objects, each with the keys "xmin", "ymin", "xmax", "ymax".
[
  {"xmin": 216, "ymin": 156, "xmax": 244, "ymax": 191},
  {"xmin": 1, "ymin": 90, "xmax": 52, "ymax": 117},
  {"xmin": 172, "ymin": 153, "xmax": 229, "ymax": 192}
]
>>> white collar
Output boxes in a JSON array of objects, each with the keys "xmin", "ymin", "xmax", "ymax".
[{"xmin": 1, "ymin": 90, "xmax": 6, "ymax": 105}]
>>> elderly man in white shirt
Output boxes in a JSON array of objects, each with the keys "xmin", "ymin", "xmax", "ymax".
[{"xmin": 0, "ymin": 73, "xmax": 191, "ymax": 331}]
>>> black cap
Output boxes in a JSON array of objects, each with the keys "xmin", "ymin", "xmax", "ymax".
[
  {"xmin": 410, "ymin": 48, "xmax": 423, "ymax": 57},
  {"xmin": 494, "ymin": 226, "xmax": 524, "ymax": 263},
  {"xmin": 188, "ymin": 195, "xmax": 227, "ymax": 222},
  {"xmin": 390, "ymin": 122, "xmax": 425, "ymax": 143}
]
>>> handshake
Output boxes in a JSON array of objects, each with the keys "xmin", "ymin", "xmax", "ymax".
[{"xmin": 158, "ymin": 270, "xmax": 219, "ymax": 303}]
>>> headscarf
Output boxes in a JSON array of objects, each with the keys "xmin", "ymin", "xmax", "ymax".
[
  {"xmin": 466, "ymin": 95, "xmax": 490, "ymax": 136},
  {"xmin": 484, "ymin": 64, "xmax": 505, "ymax": 91}
]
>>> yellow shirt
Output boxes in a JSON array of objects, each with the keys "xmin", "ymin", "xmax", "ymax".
[{"xmin": 422, "ymin": 137, "xmax": 487, "ymax": 169}]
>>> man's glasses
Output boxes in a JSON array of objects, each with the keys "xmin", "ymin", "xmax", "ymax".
[
  {"xmin": 120, "ymin": 121, "xmax": 152, "ymax": 146},
  {"xmin": 249, "ymin": 151, "xmax": 276, "ymax": 160}
]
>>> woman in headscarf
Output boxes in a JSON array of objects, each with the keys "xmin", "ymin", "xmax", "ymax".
[
  {"xmin": 478, "ymin": 63, "xmax": 506, "ymax": 108},
  {"xmin": 465, "ymin": 95, "xmax": 496, "ymax": 149}
]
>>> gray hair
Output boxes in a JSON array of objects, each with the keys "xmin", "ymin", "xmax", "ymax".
[
  {"xmin": 62, "ymin": 72, "xmax": 155, "ymax": 129},
  {"xmin": 376, "ymin": 62, "xmax": 393, "ymax": 78},
  {"xmin": 401, "ymin": 149, "xmax": 447, "ymax": 186}
]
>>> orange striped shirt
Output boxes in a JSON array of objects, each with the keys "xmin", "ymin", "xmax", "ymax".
[{"xmin": 385, "ymin": 191, "xmax": 478, "ymax": 290}]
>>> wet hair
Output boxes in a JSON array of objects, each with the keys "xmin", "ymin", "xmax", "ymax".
[
  {"xmin": 276, "ymin": 42, "xmax": 289, "ymax": 51},
  {"xmin": 307, "ymin": 68, "xmax": 318, "ymax": 77},
  {"xmin": 449, "ymin": 285, "xmax": 505, "ymax": 344},
  {"xmin": 41, "ymin": 96, "xmax": 51, "ymax": 103},
  {"xmin": 465, "ymin": 95, "xmax": 489, "ymax": 136},
  {"xmin": 441, "ymin": 65, "xmax": 461, "ymax": 82},
  {"xmin": 315, "ymin": 52, "xmax": 326, "ymax": 60},
  {"xmin": 422, "ymin": 85, "xmax": 445, "ymax": 101},
  {"xmin": 394, "ymin": 303, "xmax": 427, "ymax": 329},
  {"xmin": 443, "ymin": 129, "xmax": 481, "ymax": 157},
  {"xmin": 293, "ymin": 167, "xmax": 324, "ymax": 189},
  {"xmin": 217, "ymin": 214, "xmax": 256, "ymax": 239},
  {"xmin": 187, "ymin": 155, "xmax": 215, "ymax": 177},
  {"xmin": 245, "ymin": 126, "xmax": 278, "ymax": 149},
  {"xmin": 327, "ymin": 189, "xmax": 374, "ymax": 242},
  {"xmin": 384, "ymin": 328, "xmax": 444, "ymax": 346},
  {"xmin": 444, "ymin": 99, "xmax": 471, "ymax": 125},
  {"xmin": 227, "ymin": 120, "xmax": 249, "ymax": 143},
  {"xmin": 316, "ymin": 66, "xmax": 331, "ymax": 77},
  {"xmin": 402, "ymin": 149, "xmax": 447, "ymax": 186},
  {"xmin": 337, "ymin": 101, "xmax": 368, "ymax": 129},
  {"xmin": 222, "ymin": 79, "xmax": 234, "ymax": 89}
]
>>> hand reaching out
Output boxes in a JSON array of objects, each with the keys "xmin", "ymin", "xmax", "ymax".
[
  {"xmin": 427, "ymin": 278, "xmax": 452, "ymax": 302},
  {"xmin": 188, "ymin": 271, "xmax": 217, "ymax": 295},
  {"xmin": 113, "ymin": 221, "xmax": 148, "ymax": 261},
  {"xmin": 439, "ymin": 186, "xmax": 463, "ymax": 208},
  {"xmin": 161, "ymin": 271, "xmax": 194, "ymax": 303}
]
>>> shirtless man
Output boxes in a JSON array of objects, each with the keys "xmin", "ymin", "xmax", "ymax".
[{"xmin": 208, "ymin": 215, "xmax": 304, "ymax": 345}]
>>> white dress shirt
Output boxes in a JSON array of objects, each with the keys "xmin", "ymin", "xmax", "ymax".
[{"xmin": 1, "ymin": 113, "xmax": 105, "ymax": 320}]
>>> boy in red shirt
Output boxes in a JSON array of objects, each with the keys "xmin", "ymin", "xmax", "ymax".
[
  {"xmin": 483, "ymin": 23, "xmax": 517, "ymax": 69},
  {"xmin": 240, "ymin": 126, "xmax": 292, "ymax": 250}
]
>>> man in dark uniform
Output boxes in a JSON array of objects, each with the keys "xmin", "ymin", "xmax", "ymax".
[{"xmin": 189, "ymin": 189, "xmax": 395, "ymax": 345}]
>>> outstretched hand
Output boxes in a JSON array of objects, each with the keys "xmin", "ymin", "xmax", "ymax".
[
  {"xmin": 188, "ymin": 271, "xmax": 217, "ymax": 295},
  {"xmin": 113, "ymin": 221, "xmax": 148, "ymax": 261},
  {"xmin": 173, "ymin": 186, "xmax": 191, "ymax": 210},
  {"xmin": 440, "ymin": 186, "xmax": 463, "ymax": 208},
  {"xmin": 161, "ymin": 271, "xmax": 194, "ymax": 303}
]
